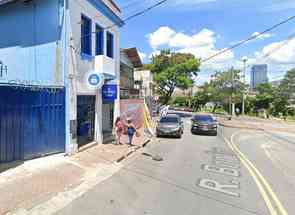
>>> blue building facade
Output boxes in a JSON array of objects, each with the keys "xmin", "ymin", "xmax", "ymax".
[
  {"xmin": 0, "ymin": 0, "xmax": 66, "ymax": 86},
  {"xmin": 0, "ymin": 0, "xmax": 123, "ymax": 163},
  {"xmin": 250, "ymin": 64, "xmax": 268, "ymax": 90}
]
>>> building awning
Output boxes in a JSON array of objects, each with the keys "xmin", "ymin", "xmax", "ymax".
[
  {"xmin": 107, "ymin": 0, "xmax": 121, "ymax": 13},
  {"xmin": 122, "ymin": 48, "xmax": 143, "ymax": 68},
  {"xmin": 103, "ymin": 73, "xmax": 116, "ymax": 81}
]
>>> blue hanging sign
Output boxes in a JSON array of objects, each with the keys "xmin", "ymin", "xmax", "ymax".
[{"xmin": 102, "ymin": 84, "xmax": 118, "ymax": 101}]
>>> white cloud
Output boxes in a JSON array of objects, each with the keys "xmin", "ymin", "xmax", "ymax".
[
  {"xmin": 147, "ymin": 26, "xmax": 175, "ymax": 50},
  {"xmin": 147, "ymin": 27, "xmax": 216, "ymax": 50},
  {"xmin": 230, "ymin": 32, "xmax": 274, "ymax": 46},
  {"xmin": 147, "ymin": 26, "xmax": 234, "ymax": 70},
  {"xmin": 169, "ymin": 29, "xmax": 216, "ymax": 48},
  {"xmin": 138, "ymin": 51, "xmax": 147, "ymax": 61},
  {"xmin": 255, "ymin": 37, "xmax": 295, "ymax": 65},
  {"xmin": 251, "ymin": 32, "xmax": 274, "ymax": 40}
]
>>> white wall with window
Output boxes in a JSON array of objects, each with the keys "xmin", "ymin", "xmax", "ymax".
[{"xmin": 66, "ymin": 0, "xmax": 122, "ymax": 149}]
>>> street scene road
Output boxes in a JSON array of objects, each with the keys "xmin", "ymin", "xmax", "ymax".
[
  {"xmin": 55, "ymin": 113, "xmax": 295, "ymax": 215},
  {"xmin": 1, "ymin": 0, "xmax": 295, "ymax": 214}
]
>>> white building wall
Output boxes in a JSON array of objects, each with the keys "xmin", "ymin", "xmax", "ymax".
[
  {"xmin": 135, "ymin": 70, "xmax": 153, "ymax": 97},
  {"xmin": 66, "ymin": 0, "xmax": 121, "ymax": 153}
]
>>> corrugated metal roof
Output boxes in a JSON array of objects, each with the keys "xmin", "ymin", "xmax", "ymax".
[{"xmin": 122, "ymin": 48, "xmax": 143, "ymax": 68}]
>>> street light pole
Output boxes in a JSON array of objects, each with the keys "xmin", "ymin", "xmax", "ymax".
[
  {"xmin": 241, "ymin": 56, "xmax": 248, "ymax": 115},
  {"xmin": 231, "ymin": 67, "xmax": 235, "ymax": 116}
]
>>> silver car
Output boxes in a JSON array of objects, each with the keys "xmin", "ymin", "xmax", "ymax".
[{"xmin": 156, "ymin": 114, "xmax": 184, "ymax": 138}]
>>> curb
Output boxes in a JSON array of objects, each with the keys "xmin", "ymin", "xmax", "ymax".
[
  {"xmin": 219, "ymin": 122, "xmax": 264, "ymax": 131},
  {"xmin": 219, "ymin": 122, "xmax": 295, "ymax": 134},
  {"xmin": 115, "ymin": 138, "xmax": 153, "ymax": 163}
]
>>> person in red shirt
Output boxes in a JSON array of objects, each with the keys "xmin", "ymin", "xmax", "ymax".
[{"xmin": 114, "ymin": 117, "xmax": 124, "ymax": 145}]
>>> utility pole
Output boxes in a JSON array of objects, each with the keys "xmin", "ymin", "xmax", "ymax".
[
  {"xmin": 231, "ymin": 67, "xmax": 235, "ymax": 116},
  {"xmin": 241, "ymin": 56, "xmax": 248, "ymax": 115}
]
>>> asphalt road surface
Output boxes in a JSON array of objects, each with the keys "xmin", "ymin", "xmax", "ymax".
[{"xmin": 55, "ymin": 115, "xmax": 295, "ymax": 215}]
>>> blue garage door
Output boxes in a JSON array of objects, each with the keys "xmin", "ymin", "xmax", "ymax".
[{"xmin": 0, "ymin": 87, "xmax": 65, "ymax": 163}]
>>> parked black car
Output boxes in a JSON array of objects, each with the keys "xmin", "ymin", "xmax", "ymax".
[
  {"xmin": 156, "ymin": 114, "xmax": 184, "ymax": 138},
  {"xmin": 191, "ymin": 114, "xmax": 218, "ymax": 136}
]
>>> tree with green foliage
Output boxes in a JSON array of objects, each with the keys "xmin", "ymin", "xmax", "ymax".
[
  {"xmin": 211, "ymin": 68, "xmax": 245, "ymax": 103},
  {"xmin": 209, "ymin": 68, "xmax": 245, "ymax": 113},
  {"xmin": 244, "ymin": 96, "xmax": 256, "ymax": 114},
  {"xmin": 190, "ymin": 68, "xmax": 245, "ymax": 113},
  {"xmin": 253, "ymin": 83, "xmax": 275, "ymax": 111},
  {"xmin": 151, "ymin": 50, "xmax": 200, "ymax": 104},
  {"xmin": 279, "ymin": 68, "xmax": 295, "ymax": 104},
  {"xmin": 191, "ymin": 85, "xmax": 211, "ymax": 111},
  {"xmin": 270, "ymin": 69, "xmax": 295, "ymax": 117},
  {"xmin": 173, "ymin": 96, "xmax": 190, "ymax": 107}
]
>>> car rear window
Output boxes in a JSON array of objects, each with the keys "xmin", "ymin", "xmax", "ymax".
[
  {"xmin": 160, "ymin": 117, "xmax": 179, "ymax": 123},
  {"xmin": 193, "ymin": 115, "xmax": 214, "ymax": 122}
]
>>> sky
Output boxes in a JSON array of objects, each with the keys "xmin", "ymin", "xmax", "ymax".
[{"xmin": 115, "ymin": 0, "xmax": 295, "ymax": 85}]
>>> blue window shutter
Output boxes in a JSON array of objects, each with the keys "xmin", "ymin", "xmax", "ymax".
[
  {"xmin": 96, "ymin": 25, "xmax": 104, "ymax": 55},
  {"xmin": 81, "ymin": 15, "xmax": 92, "ymax": 56},
  {"xmin": 107, "ymin": 32, "xmax": 114, "ymax": 58}
]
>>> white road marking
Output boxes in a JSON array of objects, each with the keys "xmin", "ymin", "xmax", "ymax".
[
  {"xmin": 214, "ymin": 154, "xmax": 240, "ymax": 163},
  {"xmin": 213, "ymin": 159, "xmax": 240, "ymax": 169},
  {"xmin": 198, "ymin": 178, "xmax": 240, "ymax": 197},
  {"xmin": 203, "ymin": 164, "xmax": 240, "ymax": 177}
]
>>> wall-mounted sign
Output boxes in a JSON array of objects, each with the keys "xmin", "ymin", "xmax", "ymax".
[
  {"xmin": 0, "ymin": 61, "xmax": 8, "ymax": 78},
  {"xmin": 102, "ymin": 84, "xmax": 118, "ymax": 101},
  {"xmin": 86, "ymin": 71, "xmax": 104, "ymax": 89}
]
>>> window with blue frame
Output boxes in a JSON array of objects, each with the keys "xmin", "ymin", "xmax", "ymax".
[
  {"xmin": 106, "ymin": 32, "xmax": 114, "ymax": 58},
  {"xmin": 81, "ymin": 15, "xmax": 92, "ymax": 56},
  {"xmin": 95, "ymin": 24, "xmax": 104, "ymax": 55}
]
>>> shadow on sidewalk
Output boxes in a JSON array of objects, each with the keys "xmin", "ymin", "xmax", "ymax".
[{"xmin": 0, "ymin": 160, "xmax": 24, "ymax": 174}]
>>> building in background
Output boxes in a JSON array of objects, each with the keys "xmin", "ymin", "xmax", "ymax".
[
  {"xmin": 0, "ymin": 0, "xmax": 123, "ymax": 163},
  {"xmin": 173, "ymin": 86, "xmax": 200, "ymax": 97},
  {"xmin": 270, "ymin": 80, "xmax": 282, "ymax": 88},
  {"xmin": 250, "ymin": 64, "xmax": 268, "ymax": 90},
  {"xmin": 134, "ymin": 69, "xmax": 156, "ymax": 112},
  {"xmin": 120, "ymin": 48, "xmax": 142, "ymax": 99}
]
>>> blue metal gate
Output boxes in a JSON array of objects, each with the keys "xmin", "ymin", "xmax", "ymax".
[{"xmin": 0, "ymin": 87, "xmax": 65, "ymax": 163}]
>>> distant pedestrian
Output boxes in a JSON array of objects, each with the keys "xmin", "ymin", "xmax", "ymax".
[
  {"xmin": 235, "ymin": 108, "xmax": 240, "ymax": 117},
  {"xmin": 126, "ymin": 118, "xmax": 137, "ymax": 146},
  {"xmin": 160, "ymin": 105, "xmax": 169, "ymax": 118},
  {"xmin": 114, "ymin": 117, "xmax": 124, "ymax": 145}
]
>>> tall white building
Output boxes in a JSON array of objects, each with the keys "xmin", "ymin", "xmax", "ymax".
[{"xmin": 250, "ymin": 64, "xmax": 268, "ymax": 90}]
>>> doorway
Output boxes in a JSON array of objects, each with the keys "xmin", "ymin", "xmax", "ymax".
[{"xmin": 77, "ymin": 96, "xmax": 96, "ymax": 147}]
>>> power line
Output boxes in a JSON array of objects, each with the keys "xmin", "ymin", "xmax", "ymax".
[
  {"xmin": 120, "ymin": 0, "xmax": 152, "ymax": 10},
  {"xmin": 201, "ymin": 15, "xmax": 295, "ymax": 63},
  {"xmin": 73, "ymin": 0, "xmax": 168, "ymax": 54},
  {"xmin": 260, "ymin": 31, "xmax": 295, "ymax": 60},
  {"xmin": 105, "ymin": 0, "xmax": 168, "ymax": 30},
  {"xmin": 239, "ymin": 31, "xmax": 295, "ymax": 73}
]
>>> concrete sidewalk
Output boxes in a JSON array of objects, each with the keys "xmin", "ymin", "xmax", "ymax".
[
  {"xmin": 0, "ymin": 135, "xmax": 152, "ymax": 215},
  {"xmin": 218, "ymin": 116, "xmax": 295, "ymax": 133}
]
